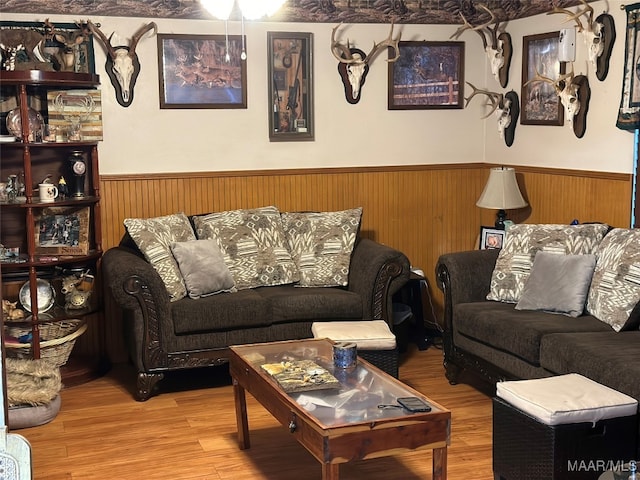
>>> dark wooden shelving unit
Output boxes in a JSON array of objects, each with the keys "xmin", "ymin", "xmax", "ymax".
[{"xmin": 0, "ymin": 70, "xmax": 108, "ymax": 385}]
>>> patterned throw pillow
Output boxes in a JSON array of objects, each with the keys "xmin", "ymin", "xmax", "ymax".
[
  {"xmin": 124, "ymin": 213, "xmax": 196, "ymax": 302},
  {"xmin": 587, "ymin": 228, "xmax": 640, "ymax": 332},
  {"xmin": 281, "ymin": 208, "xmax": 362, "ymax": 287},
  {"xmin": 192, "ymin": 206, "xmax": 299, "ymax": 290},
  {"xmin": 487, "ymin": 223, "xmax": 609, "ymax": 303}
]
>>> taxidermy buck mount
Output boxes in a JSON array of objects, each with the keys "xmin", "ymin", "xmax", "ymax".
[
  {"xmin": 547, "ymin": 0, "xmax": 616, "ymax": 81},
  {"xmin": 331, "ymin": 22, "xmax": 401, "ymax": 104},
  {"xmin": 465, "ymin": 82, "xmax": 519, "ymax": 147},
  {"xmin": 88, "ymin": 20, "xmax": 157, "ymax": 107},
  {"xmin": 450, "ymin": 3, "xmax": 512, "ymax": 88},
  {"xmin": 0, "ymin": 19, "xmax": 89, "ymax": 72},
  {"xmin": 525, "ymin": 64, "xmax": 591, "ymax": 138}
]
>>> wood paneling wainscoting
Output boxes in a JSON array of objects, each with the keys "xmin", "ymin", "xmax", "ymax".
[{"xmin": 92, "ymin": 164, "xmax": 631, "ymax": 364}]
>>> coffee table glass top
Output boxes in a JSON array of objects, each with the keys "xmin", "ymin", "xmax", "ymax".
[{"xmin": 231, "ymin": 338, "xmax": 440, "ymax": 428}]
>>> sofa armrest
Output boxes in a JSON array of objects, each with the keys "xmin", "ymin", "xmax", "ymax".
[
  {"xmin": 102, "ymin": 246, "xmax": 172, "ymax": 370},
  {"xmin": 436, "ymin": 249, "xmax": 499, "ymax": 307},
  {"xmin": 435, "ymin": 249, "xmax": 499, "ymax": 360},
  {"xmin": 348, "ymin": 238, "xmax": 411, "ymax": 325}
]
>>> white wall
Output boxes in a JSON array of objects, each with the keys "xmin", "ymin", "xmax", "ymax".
[
  {"xmin": 483, "ymin": 0, "xmax": 634, "ymax": 174},
  {"xmin": 4, "ymin": 1, "xmax": 634, "ymax": 174}
]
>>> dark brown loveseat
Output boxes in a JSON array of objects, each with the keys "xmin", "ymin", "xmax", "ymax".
[{"xmin": 103, "ymin": 233, "xmax": 410, "ymax": 401}]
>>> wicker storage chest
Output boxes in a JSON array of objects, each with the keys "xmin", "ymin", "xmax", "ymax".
[{"xmin": 493, "ymin": 396, "xmax": 637, "ymax": 480}]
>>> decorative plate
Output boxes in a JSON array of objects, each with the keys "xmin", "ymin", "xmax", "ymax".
[
  {"xmin": 6, "ymin": 107, "xmax": 44, "ymax": 138},
  {"xmin": 19, "ymin": 279, "xmax": 55, "ymax": 313}
]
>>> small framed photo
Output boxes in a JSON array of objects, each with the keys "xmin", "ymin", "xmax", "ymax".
[
  {"xmin": 388, "ymin": 41, "xmax": 465, "ymax": 110},
  {"xmin": 521, "ymin": 32, "xmax": 565, "ymax": 126},
  {"xmin": 34, "ymin": 207, "xmax": 90, "ymax": 256},
  {"xmin": 480, "ymin": 227, "xmax": 505, "ymax": 250},
  {"xmin": 157, "ymin": 33, "xmax": 247, "ymax": 109}
]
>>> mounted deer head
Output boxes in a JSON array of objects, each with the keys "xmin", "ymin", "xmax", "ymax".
[
  {"xmin": 525, "ymin": 64, "xmax": 591, "ymax": 138},
  {"xmin": 331, "ymin": 22, "xmax": 401, "ymax": 104},
  {"xmin": 465, "ymin": 82, "xmax": 519, "ymax": 147},
  {"xmin": 450, "ymin": 4, "xmax": 512, "ymax": 88},
  {"xmin": 88, "ymin": 21, "xmax": 157, "ymax": 107},
  {"xmin": 547, "ymin": 0, "xmax": 616, "ymax": 81}
]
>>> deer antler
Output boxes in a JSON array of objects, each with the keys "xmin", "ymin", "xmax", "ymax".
[
  {"xmin": 331, "ymin": 21, "xmax": 400, "ymax": 65},
  {"xmin": 129, "ymin": 22, "xmax": 157, "ymax": 57},
  {"xmin": 87, "ymin": 20, "xmax": 116, "ymax": 59},
  {"xmin": 464, "ymin": 82, "xmax": 504, "ymax": 118},
  {"xmin": 450, "ymin": 4, "xmax": 497, "ymax": 50},
  {"xmin": 524, "ymin": 65, "xmax": 575, "ymax": 96},
  {"xmin": 547, "ymin": 0, "xmax": 594, "ymax": 33}
]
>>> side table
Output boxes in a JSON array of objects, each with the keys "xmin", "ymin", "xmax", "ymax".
[{"xmin": 393, "ymin": 270, "xmax": 441, "ymax": 351}]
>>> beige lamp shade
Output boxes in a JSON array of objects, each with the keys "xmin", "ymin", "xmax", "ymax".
[{"xmin": 476, "ymin": 167, "xmax": 528, "ymax": 210}]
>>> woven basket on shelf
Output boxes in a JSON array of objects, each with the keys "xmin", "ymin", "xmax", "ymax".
[{"xmin": 5, "ymin": 320, "xmax": 87, "ymax": 368}]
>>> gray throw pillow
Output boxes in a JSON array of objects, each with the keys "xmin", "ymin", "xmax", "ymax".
[
  {"xmin": 171, "ymin": 239, "xmax": 235, "ymax": 299},
  {"xmin": 515, "ymin": 251, "xmax": 597, "ymax": 317}
]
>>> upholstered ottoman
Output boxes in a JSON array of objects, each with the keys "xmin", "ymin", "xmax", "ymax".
[
  {"xmin": 311, "ymin": 320, "xmax": 398, "ymax": 377},
  {"xmin": 493, "ymin": 374, "xmax": 638, "ymax": 480}
]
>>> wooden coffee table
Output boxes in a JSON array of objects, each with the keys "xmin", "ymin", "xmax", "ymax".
[{"xmin": 229, "ymin": 338, "xmax": 451, "ymax": 480}]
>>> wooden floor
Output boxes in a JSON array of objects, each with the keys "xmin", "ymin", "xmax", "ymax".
[{"xmin": 17, "ymin": 343, "xmax": 495, "ymax": 479}]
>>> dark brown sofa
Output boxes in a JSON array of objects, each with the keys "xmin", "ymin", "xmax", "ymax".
[
  {"xmin": 103, "ymin": 233, "xmax": 410, "ymax": 401},
  {"xmin": 435, "ymin": 248, "xmax": 640, "ymax": 454}
]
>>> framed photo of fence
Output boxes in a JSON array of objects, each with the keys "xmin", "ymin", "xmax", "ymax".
[
  {"xmin": 388, "ymin": 41, "xmax": 464, "ymax": 110},
  {"xmin": 157, "ymin": 33, "xmax": 247, "ymax": 109}
]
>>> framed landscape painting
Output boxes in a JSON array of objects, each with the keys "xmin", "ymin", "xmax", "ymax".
[
  {"xmin": 521, "ymin": 32, "xmax": 564, "ymax": 126},
  {"xmin": 157, "ymin": 34, "xmax": 247, "ymax": 109}
]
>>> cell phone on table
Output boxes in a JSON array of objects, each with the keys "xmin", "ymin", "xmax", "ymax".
[{"xmin": 397, "ymin": 396, "xmax": 432, "ymax": 413}]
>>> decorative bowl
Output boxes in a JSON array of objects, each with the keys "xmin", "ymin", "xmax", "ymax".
[
  {"xmin": 18, "ymin": 279, "xmax": 55, "ymax": 313},
  {"xmin": 6, "ymin": 107, "xmax": 44, "ymax": 139}
]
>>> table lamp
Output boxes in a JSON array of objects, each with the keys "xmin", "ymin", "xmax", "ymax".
[{"xmin": 476, "ymin": 166, "xmax": 528, "ymax": 229}]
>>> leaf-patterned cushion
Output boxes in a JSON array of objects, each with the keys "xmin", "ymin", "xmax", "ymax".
[
  {"xmin": 587, "ymin": 228, "xmax": 640, "ymax": 332},
  {"xmin": 487, "ymin": 223, "xmax": 609, "ymax": 303},
  {"xmin": 192, "ymin": 206, "xmax": 299, "ymax": 290},
  {"xmin": 281, "ymin": 208, "xmax": 362, "ymax": 287},
  {"xmin": 124, "ymin": 212, "xmax": 196, "ymax": 302}
]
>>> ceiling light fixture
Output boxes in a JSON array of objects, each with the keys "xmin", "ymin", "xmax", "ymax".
[{"xmin": 201, "ymin": 0, "xmax": 286, "ymax": 60}]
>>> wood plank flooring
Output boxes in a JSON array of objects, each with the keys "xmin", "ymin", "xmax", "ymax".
[{"xmin": 17, "ymin": 343, "xmax": 495, "ymax": 479}]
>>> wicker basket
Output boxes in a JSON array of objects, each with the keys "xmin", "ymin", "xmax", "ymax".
[{"xmin": 5, "ymin": 320, "xmax": 87, "ymax": 368}]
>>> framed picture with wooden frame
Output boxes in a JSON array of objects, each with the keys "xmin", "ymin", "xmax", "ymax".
[
  {"xmin": 34, "ymin": 206, "xmax": 90, "ymax": 256},
  {"xmin": 388, "ymin": 41, "xmax": 464, "ymax": 110},
  {"xmin": 157, "ymin": 33, "xmax": 247, "ymax": 109},
  {"xmin": 521, "ymin": 32, "xmax": 565, "ymax": 126},
  {"xmin": 268, "ymin": 32, "xmax": 314, "ymax": 141},
  {"xmin": 479, "ymin": 226, "xmax": 505, "ymax": 250}
]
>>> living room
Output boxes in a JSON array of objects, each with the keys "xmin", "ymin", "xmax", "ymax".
[{"xmin": 0, "ymin": 0, "xmax": 637, "ymax": 478}]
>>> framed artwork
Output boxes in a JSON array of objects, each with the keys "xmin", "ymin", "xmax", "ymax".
[
  {"xmin": 388, "ymin": 41, "xmax": 464, "ymax": 110},
  {"xmin": 0, "ymin": 20, "xmax": 96, "ymax": 74},
  {"xmin": 157, "ymin": 34, "xmax": 247, "ymax": 109},
  {"xmin": 480, "ymin": 227, "xmax": 505, "ymax": 250},
  {"xmin": 521, "ymin": 32, "xmax": 565, "ymax": 126},
  {"xmin": 34, "ymin": 206, "xmax": 90, "ymax": 256},
  {"xmin": 268, "ymin": 32, "xmax": 314, "ymax": 141}
]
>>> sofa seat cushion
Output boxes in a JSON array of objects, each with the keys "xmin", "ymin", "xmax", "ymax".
[
  {"xmin": 257, "ymin": 285, "xmax": 362, "ymax": 323},
  {"xmin": 454, "ymin": 302, "xmax": 612, "ymax": 365},
  {"xmin": 540, "ymin": 331, "xmax": 640, "ymax": 402},
  {"xmin": 172, "ymin": 289, "xmax": 272, "ymax": 334}
]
